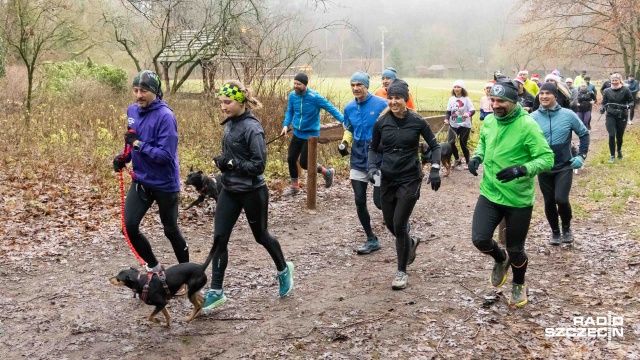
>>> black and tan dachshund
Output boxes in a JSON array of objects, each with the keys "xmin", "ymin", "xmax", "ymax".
[
  {"xmin": 110, "ymin": 248, "xmax": 214, "ymax": 326},
  {"xmin": 184, "ymin": 167, "xmax": 223, "ymax": 210}
]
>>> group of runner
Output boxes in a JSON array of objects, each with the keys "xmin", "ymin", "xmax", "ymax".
[{"xmin": 114, "ymin": 67, "xmax": 635, "ymax": 311}]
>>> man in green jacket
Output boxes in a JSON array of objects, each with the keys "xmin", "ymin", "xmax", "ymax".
[{"xmin": 466, "ymin": 79, "xmax": 554, "ymax": 307}]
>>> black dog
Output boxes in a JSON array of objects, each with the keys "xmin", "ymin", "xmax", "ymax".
[
  {"xmin": 109, "ymin": 248, "xmax": 214, "ymax": 326},
  {"xmin": 184, "ymin": 167, "xmax": 223, "ymax": 210},
  {"xmin": 421, "ymin": 139, "xmax": 455, "ymax": 176}
]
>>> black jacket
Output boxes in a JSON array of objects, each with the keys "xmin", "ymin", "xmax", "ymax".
[
  {"xmin": 369, "ymin": 110, "xmax": 441, "ymax": 183},
  {"xmin": 601, "ymin": 87, "xmax": 634, "ymax": 120},
  {"xmin": 219, "ymin": 110, "xmax": 267, "ymax": 192},
  {"xmin": 517, "ymin": 91, "xmax": 535, "ymax": 112},
  {"xmin": 576, "ymin": 89, "xmax": 596, "ymax": 113}
]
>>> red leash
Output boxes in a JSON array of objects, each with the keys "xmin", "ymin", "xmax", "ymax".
[{"xmin": 119, "ymin": 134, "xmax": 146, "ymax": 266}]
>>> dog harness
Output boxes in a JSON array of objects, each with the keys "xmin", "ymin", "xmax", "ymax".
[{"xmin": 136, "ymin": 270, "xmax": 171, "ymax": 303}]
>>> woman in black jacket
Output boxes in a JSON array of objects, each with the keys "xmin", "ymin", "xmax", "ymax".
[
  {"xmin": 368, "ymin": 79, "xmax": 442, "ymax": 290},
  {"xmin": 600, "ymin": 73, "xmax": 634, "ymax": 162},
  {"xmin": 203, "ymin": 80, "xmax": 294, "ymax": 313},
  {"xmin": 576, "ymin": 83, "xmax": 596, "ymax": 130}
]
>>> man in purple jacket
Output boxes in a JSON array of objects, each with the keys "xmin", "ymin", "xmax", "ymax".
[{"xmin": 113, "ymin": 70, "xmax": 188, "ymax": 275}]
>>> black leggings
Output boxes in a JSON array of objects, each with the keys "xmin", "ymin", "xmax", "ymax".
[
  {"xmin": 210, "ymin": 186, "xmax": 286, "ymax": 289},
  {"xmin": 381, "ymin": 178, "xmax": 420, "ymax": 273},
  {"xmin": 605, "ymin": 116, "xmax": 627, "ymax": 156},
  {"xmin": 471, "ymin": 195, "xmax": 532, "ymax": 285},
  {"xmin": 448, "ymin": 126, "xmax": 471, "ymax": 163},
  {"xmin": 124, "ymin": 183, "xmax": 189, "ymax": 268},
  {"xmin": 351, "ymin": 180, "xmax": 382, "ymax": 238},
  {"xmin": 538, "ymin": 169, "xmax": 573, "ymax": 232},
  {"xmin": 287, "ymin": 135, "xmax": 315, "ymax": 179}
]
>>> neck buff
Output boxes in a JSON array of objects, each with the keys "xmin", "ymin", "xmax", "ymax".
[{"xmin": 494, "ymin": 104, "xmax": 523, "ymax": 123}]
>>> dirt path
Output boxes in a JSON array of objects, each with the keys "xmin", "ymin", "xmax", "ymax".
[{"xmin": 1, "ymin": 123, "xmax": 639, "ymax": 359}]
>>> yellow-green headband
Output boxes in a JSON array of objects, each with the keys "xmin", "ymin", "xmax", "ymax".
[{"xmin": 219, "ymin": 83, "xmax": 245, "ymax": 103}]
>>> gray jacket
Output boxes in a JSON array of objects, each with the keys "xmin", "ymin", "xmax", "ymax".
[{"xmin": 219, "ymin": 110, "xmax": 267, "ymax": 192}]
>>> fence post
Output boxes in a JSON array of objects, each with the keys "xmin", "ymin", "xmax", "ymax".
[{"xmin": 306, "ymin": 136, "xmax": 318, "ymax": 210}]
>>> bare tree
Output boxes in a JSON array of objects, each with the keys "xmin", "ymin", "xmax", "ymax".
[{"xmin": 0, "ymin": 0, "xmax": 84, "ymax": 114}]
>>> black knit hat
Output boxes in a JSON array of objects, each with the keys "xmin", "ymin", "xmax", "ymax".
[
  {"xmin": 489, "ymin": 79, "xmax": 518, "ymax": 103},
  {"xmin": 133, "ymin": 70, "xmax": 163, "ymax": 100},
  {"xmin": 387, "ymin": 79, "xmax": 409, "ymax": 102},
  {"xmin": 539, "ymin": 82, "xmax": 559, "ymax": 99},
  {"xmin": 294, "ymin": 72, "xmax": 309, "ymax": 86}
]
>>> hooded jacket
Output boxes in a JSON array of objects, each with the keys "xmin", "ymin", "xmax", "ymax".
[
  {"xmin": 472, "ymin": 105, "xmax": 554, "ymax": 208},
  {"xmin": 343, "ymin": 93, "xmax": 389, "ymax": 172},
  {"xmin": 125, "ymin": 98, "xmax": 180, "ymax": 192},
  {"xmin": 219, "ymin": 110, "xmax": 267, "ymax": 192},
  {"xmin": 283, "ymin": 88, "xmax": 343, "ymax": 139},
  {"xmin": 531, "ymin": 104, "xmax": 590, "ymax": 172}
]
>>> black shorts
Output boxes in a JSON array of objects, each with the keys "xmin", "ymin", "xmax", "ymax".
[{"xmin": 381, "ymin": 177, "xmax": 422, "ymax": 203}]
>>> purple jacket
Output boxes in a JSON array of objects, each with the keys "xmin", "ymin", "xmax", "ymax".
[{"xmin": 124, "ymin": 98, "xmax": 180, "ymax": 192}]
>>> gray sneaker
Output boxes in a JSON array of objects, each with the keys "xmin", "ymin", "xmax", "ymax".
[
  {"xmin": 562, "ymin": 229, "xmax": 574, "ymax": 244},
  {"xmin": 324, "ymin": 168, "xmax": 335, "ymax": 188},
  {"xmin": 408, "ymin": 237, "xmax": 420, "ymax": 265},
  {"xmin": 283, "ymin": 186, "xmax": 300, "ymax": 196},
  {"xmin": 357, "ymin": 237, "xmax": 381, "ymax": 255},
  {"xmin": 490, "ymin": 252, "xmax": 509, "ymax": 288},
  {"xmin": 549, "ymin": 232, "xmax": 561, "ymax": 246},
  {"xmin": 392, "ymin": 271, "xmax": 408, "ymax": 290}
]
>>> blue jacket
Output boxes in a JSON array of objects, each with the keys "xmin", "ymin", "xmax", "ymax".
[
  {"xmin": 125, "ymin": 99, "xmax": 181, "ymax": 192},
  {"xmin": 343, "ymin": 93, "xmax": 388, "ymax": 172},
  {"xmin": 283, "ymin": 88, "xmax": 344, "ymax": 139},
  {"xmin": 626, "ymin": 79, "xmax": 639, "ymax": 96},
  {"xmin": 532, "ymin": 104, "xmax": 590, "ymax": 172}
]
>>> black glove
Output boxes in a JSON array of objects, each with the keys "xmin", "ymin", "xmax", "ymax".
[
  {"xmin": 213, "ymin": 155, "xmax": 235, "ymax": 172},
  {"xmin": 367, "ymin": 168, "xmax": 379, "ymax": 184},
  {"xmin": 338, "ymin": 140, "xmax": 349, "ymax": 157},
  {"xmin": 124, "ymin": 130, "xmax": 138, "ymax": 146},
  {"xmin": 113, "ymin": 155, "xmax": 126, "ymax": 172},
  {"xmin": 427, "ymin": 166, "xmax": 441, "ymax": 191},
  {"xmin": 496, "ymin": 165, "xmax": 527, "ymax": 183},
  {"xmin": 467, "ymin": 157, "xmax": 481, "ymax": 176}
]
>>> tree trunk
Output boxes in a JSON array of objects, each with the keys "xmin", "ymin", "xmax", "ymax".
[{"xmin": 162, "ymin": 62, "xmax": 171, "ymax": 94}]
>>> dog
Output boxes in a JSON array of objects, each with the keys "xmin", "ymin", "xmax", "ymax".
[
  {"xmin": 184, "ymin": 167, "xmax": 223, "ymax": 210},
  {"xmin": 420, "ymin": 139, "xmax": 455, "ymax": 177},
  {"xmin": 109, "ymin": 248, "xmax": 214, "ymax": 327}
]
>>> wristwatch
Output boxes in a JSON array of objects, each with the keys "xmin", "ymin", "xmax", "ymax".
[
  {"xmin": 133, "ymin": 140, "xmax": 141, "ymax": 151},
  {"xmin": 432, "ymin": 164, "xmax": 440, "ymax": 169}
]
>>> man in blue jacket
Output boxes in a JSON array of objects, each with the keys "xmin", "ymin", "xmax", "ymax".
[
  {"xmin": 340, "ymin": 71, "xmax": 388, "ymax": 254},
  {"xmin": 531, "ymin": 83, "xmax": 590, "ymax": 246},
  {"xmin": 281, "ymin": 72, "xmax": 344, "ymax": 196},
  {"xmin": 113, "ymin": 70, "xmax": 188, "ymax": 277}
]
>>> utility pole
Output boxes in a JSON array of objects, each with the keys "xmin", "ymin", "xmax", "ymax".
[{"xmin": 379, "ymin": 26, "xmax": 387, "ymax": 72}]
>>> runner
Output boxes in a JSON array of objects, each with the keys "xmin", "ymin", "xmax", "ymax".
[
  {"xmin": 444, "ymin": 80, "xmax": 475, "ymax": 169},
  {"xmin": 576, "ymin": 83, "xmax": 596, "ymax": 130},
  {"xmin": 600, "ymin": 73, "xmax": 635, "ymax": 162},
  {"xmin": 203, "ymin": 80, "xmax": 294, "ymax": 312},
  {"xmin": 467, "ymin": 79, "xmax": 553, "ymax": 307},
  {"xmin": 368, "ymin": 79, "xmax": 442, "ymax": 290},
  {"xmin": 531, "ymin": 83, "xmax": 590, "ymax": 245},
  {"xmin": 373, "ymin": 67, "xmax": 416, "ymax": 110}
]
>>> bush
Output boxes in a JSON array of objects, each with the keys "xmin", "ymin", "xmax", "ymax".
[{"xmin": 41, "ymin": 60, "xmax": 128, "ymax": 94}]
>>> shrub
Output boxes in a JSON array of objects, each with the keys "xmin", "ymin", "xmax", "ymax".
[{"xmin": 41, "ymin": 60, "xmax": 128, "ymax": 94}]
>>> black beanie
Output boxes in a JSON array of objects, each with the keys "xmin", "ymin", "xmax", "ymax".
[
  {"xmin": 489, "ymin": 79, "xmax": 518, "ymax": 103},
  {"xmin": 133, "ymin": 70, "xmax": 163, "ymax": 100},
  {"xmin": 539, "ymin": 82, "xmax": 559, "ymax": 99},
  {"xmin": 387, "ymin": 79, "xmax": 409, "ymax": 102},
  {"xmin": 294, "ymin": 72, "xmax": 309, "ymax": 86}
]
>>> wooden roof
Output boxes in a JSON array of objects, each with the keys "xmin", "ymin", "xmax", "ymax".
[{"xmin": 158, "ymin": 29, "xmax": 261, "ymax": 63}]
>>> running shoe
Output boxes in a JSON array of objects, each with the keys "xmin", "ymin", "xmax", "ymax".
[
  {"xmin": 278, "ymin": 262, "xmax": 294, "ymax": 297},
  {"xmin": 617, "ymin": 151, "xmax": 623, "ymax": 159},
  {"xmin": 391, "ymin": 271, "xmax": 408, "ymax": 290},
  {"xmin": 203, "ymin": 289, "xmax": 227, "ymax": 313},
  {"xmin": 508, "ymin": 283, "xmax": 528, "ymax": 307},
  {"xmin": 283, "ymin": 186, "xmax": 300, "ymax": 196},
  {"xmin": 609, "ymin": 156, "xmax": 615, "ymax": 163},
  {"xmin": 549, "ymin": 232, "xmax": 561, "ymax": 246},
  {"xmin": 453, "ymin": 159, "xmax": 462, "ymax": 167},
  {"xmin": 562, "ymin": 229, "xmax": 574, "ymax": 244},
  {"xmin": 324, "ymin": 168, "xmax": 335, "ymax": 188},
  {"xmin": 357, "ymin": 237, "xmax": 381, "ymax": 255},
  {"xmin": 490, "ymin": 252, "xmax": 510, "ymax": 288},
  {"xmin": 408, "ymin": 237, "xmax": 421, "ymax": 265}
]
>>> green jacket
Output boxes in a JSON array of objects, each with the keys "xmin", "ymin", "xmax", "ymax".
[{"xmin": 473, "ymin": 105, "xmax": 554, "ymax": 208}]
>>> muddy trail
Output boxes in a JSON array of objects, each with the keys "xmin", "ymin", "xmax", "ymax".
[{"xmin": 1, "ymin": 123, "xmax": 639, "ymax": 359}]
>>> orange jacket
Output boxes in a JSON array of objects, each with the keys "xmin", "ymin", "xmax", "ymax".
[{"xmin": 373, "ymin": 87, "xmax": 416, "ymax": 110}]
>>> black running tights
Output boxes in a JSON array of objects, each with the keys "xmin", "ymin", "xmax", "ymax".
[
  {"xmin": 538, "ymin": 169, "xmax": 573, "ymax": 232},
  {"xmin": 605, "ymin": 117, "xmax": 627, "ymax": 156}
]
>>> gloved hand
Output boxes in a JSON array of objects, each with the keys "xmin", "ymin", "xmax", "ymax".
[
  {"xmin": 427, "ymin": 166, "xmax": 441, "ymax": 191},
  {"xmin": 367, "ymin": 168, "xmax": 379, "ymax": 184},
  {"xmin": 496, "ymin": 165, "xmax": 527, "ymax": 183},
  {"xmin": 570, "ymin": 155, "xmax": 584, "ymax": 169},
  {"xmin": 213, "ymin": 155, "xmax": 235, "ymax": 172},
  {"xmin": 113, "ymin": 155, "xmax": 126, "ymax": 172},
  {"xmin": 599, "ymin": 107, "xmax": 605, "ymax": 114},
  {"xmin": 124, "ymin": 130, "xmax": 138, "ymax": 146},
  {"xmin": 338, "ymin": 140, "xmax": 349, "ymax": 157},
  {"xmin": 467, "ymin": 157, "xmax": 481, "ymax": 176}
]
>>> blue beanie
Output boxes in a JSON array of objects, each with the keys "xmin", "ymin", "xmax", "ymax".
[
  {"xmin": 381, "ymin": 67, "xmax": 397, "ymax": 80},
  {"xmin": 350, "ymin": 71, "xmax": 370, "ymax": 88}
]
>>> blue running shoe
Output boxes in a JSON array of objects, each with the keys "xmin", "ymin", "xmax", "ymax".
[
  {"xmin": 203, "ymin": 289, "xmax": 227, "ymax": 313},
  {"xmin": 278, "ymin": 262, "xmax": 294, "ymax": 297}
]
